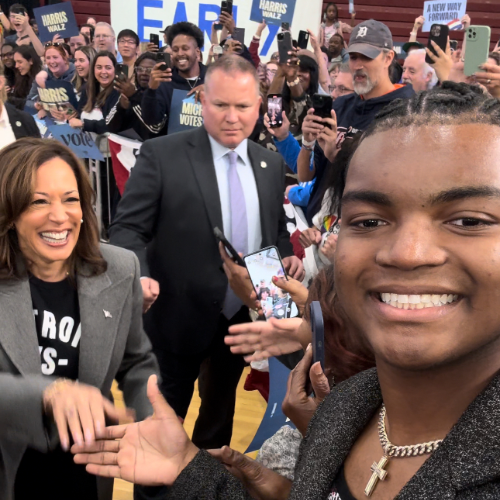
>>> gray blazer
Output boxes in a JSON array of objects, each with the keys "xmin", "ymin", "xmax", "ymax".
[
  {"xmin": 166, "ymin": 368, "xmax": 500, "ymax": 499},
  {"xmin": 0, "ymin": 243, "xmax": 159, "ymax": 500}
]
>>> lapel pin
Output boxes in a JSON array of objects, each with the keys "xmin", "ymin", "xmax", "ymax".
[
  {"xmin": 261, "ymin": 161, "xmax": 267, "ymax": 169},
  {"xmin": 103, "ymin": 310, "xmax": 112, "ymax": 318},
  {"xmin": 16, "ymin": 121, "xmax": 22, "ymax": 127}
]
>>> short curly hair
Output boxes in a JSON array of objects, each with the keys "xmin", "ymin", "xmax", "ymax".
[{"xmin": 167, "ymin": 22, "xmax": 204, "ymax": 49}]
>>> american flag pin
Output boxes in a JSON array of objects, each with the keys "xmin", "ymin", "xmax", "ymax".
[
  {"xmin": 103, "ymin": 310, "xmax": 112, "ymax": 318},
  {"xmin": 261, "ymin": 161, "xmax": 267, "ymax": 168}
]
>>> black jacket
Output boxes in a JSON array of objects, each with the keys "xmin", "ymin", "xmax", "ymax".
[
  {"xmin": 4, "ymin": 102, "xmax": 41, "ymax": 140},
  {"xmin": 166, "ymin": 368, "xmax": 500, "ymax": 499},
  {"xmin": 105, "ymin": 88, "xmax": 159, "ymax": 142},
  {"xmin": 141, "ymin": 63, "xmax": 208, "ymax": 135},
  {"xmin": 77, "ymin": 89, "xmax": 120, "ymax": 135},
  {"xmin": 109, "ymin": 126, "xmax": 293, "ymax": 354}
]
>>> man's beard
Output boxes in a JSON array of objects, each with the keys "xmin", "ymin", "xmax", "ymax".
[{"xmin": 353, "ymin": 70, "xmax": 376, "ymax": 95}]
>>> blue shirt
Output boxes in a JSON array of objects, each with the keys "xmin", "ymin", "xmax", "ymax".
[{"xmin": 208, "ymin": 135, "xmax": 262, "ymax": 254}]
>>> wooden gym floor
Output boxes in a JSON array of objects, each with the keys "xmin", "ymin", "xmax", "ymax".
[{"xmin": 112, "ymin": 367, "xmax": 267, "ymax": 499}]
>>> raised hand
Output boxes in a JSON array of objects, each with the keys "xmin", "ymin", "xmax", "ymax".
[{"xmin": 72, "ymin": 375, "xmax": 199, "ymax": 486}]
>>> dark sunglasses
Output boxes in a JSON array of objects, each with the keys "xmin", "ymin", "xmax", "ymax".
[{"xmin": 44, "ymin": 42, "xmax": 63, "ymax": 48}]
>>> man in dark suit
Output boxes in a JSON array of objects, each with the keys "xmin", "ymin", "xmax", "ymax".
[
  {"xmin": 0, "ymin": 60, "xmax": 40, "ymax": 149},
  {"xmin": 110, "ymin": 54, "xmax": 303, "ymax": 450}
]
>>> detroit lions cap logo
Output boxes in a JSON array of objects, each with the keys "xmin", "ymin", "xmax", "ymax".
[{"xmin": 357, "ymin": 26, "xmax": 368, "ymax": 38}]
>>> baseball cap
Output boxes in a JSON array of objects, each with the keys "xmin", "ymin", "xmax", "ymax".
[
  {"xmin": 348, "ymin": 20, "xmax": 393, "ymax": 59},
  {"xmin": 402, "ymin": 41, "xmax": 426, "ymax": 54},
  {"xmin": 160, "ymin": 26, "xmax": 171, "ymax": 34}
]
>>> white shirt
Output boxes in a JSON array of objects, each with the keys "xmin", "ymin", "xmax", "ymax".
[
  {"xmin": 0, "ymin": 104, "xmax": 17, "ymax": 152},
  {"xmin": 208, "ymin": 135, "xmax": 262, "ymax": 254}
]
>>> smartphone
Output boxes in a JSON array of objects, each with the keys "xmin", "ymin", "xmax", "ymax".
[
  {"xmin": 244, "ymin": 247, "xmax": 299, "ymax": 321},
  {"xmin": 425, "ymin": 24, "xmax": 449, "ymax": 64},
  {"xmin": 277, "ymin": 31, "xmax": 293, "ymax": 65},
  {"xmin": 267, "ymin": 94, "xmax": 283, "ymax": 128},
  {"xmin": 310, "ymin": 301, "xmax": 325, "ymax": 370},
  {"xmin": 298, "ymin": 30, "xmax": 310, "ymax": 50},
  {"xmin": 115, "ymin": 63, "xmax": 129, "ymax": 81},
  {"xmin": 150, "ymin": 33, "xmax": 160, "ymax": 47},
  {"xmin": 221, "ymin": 0, "xmax": 233, "ymax": 16},
  {"xmin": 214, "ymin": 227, "xmax": 246, "ymax": 267},
  {"xmin": 312, "ymin": 93, "xmax": 333, "ymax": 120},
  {"xmin": 156, "ymin": 51, "xmax": 171, "ymax": 71},
  {"xmin": 464, "ymin": 25, "xmax": 492, "ymax": 76},
  {"xmin": 281, "ymin": 22, "xmax": 290, "ymax": 31},
  {"xmin": 232, "ymin": 27, "xmax": 245, "ymax": 46},
  {"xmin": 449, "ymin": 40, "xmax": 458, "ymax": 51}
]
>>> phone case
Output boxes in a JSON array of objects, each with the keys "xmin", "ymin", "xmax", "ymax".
[
  {"xmin": 310, "ymin": 301, "xmax": 325, "ymax": 370},
  {"xmin": 464, "ymin": 25, "xmax": 491, "ymax": 76},
  {"xmin": 233, "ymin": 27, "xmax": 245, "ymax": 45},
  {"xmin": 278, "ymin": 32, "xmax": 293, "ymax": 65},
  {"xmin": 298, "ymin": 31, "xmax": 309, "ymax": 50},
  {"xmin": 425, "ymin": 24, "xmax": 449, "ymax": 65}
]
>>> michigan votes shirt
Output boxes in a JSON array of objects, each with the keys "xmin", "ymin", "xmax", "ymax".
[{"xmin": 14, "ymin": 276, "xmax": 98, "ymax": 500}]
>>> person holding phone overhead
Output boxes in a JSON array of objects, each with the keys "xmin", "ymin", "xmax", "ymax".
[
  {"xmin": 110, "ymin": 57, "xmax": 303, "ymax": 478},
  {"xmin": 3, "ymin": 4, "xmax": 44, "ymax": 57},
  {"xmin": 141, "ymin": 21, "xmax": 207, "ymax": 135}
]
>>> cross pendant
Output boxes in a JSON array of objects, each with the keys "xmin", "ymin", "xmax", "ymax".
[{"xmin": 364, "ymin": 455, "xmax": 390, "ymax": 497}]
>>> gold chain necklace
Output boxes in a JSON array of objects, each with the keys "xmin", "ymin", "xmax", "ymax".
[{"xmin": 364, "ymin": 405, "xmax": 443, "ymax": 497}]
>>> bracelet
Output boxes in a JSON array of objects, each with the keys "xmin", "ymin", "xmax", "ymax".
[
  {"xmin": 410, "ymin": 31, "xmax": 417, "ymax": 36},
  {"xmin": 302, "ymin": 145, "xmax": 314, "ymax": 151},
  {"xmin": 287, "ymin": 77, "xmax": 301, "ymax": 88},
  {"xmin": 302, "ymin": 137, "xmax": 316, "ymax": 147}
]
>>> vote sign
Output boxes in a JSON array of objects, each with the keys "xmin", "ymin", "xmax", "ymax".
[{"xmin": 49, "ymin": 125, "xmax": 105, "ymax": 161}]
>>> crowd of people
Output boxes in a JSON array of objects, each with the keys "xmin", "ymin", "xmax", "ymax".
[{"xmin": 3, "ymin": 2, "xmax": 500, "ymax": 500}]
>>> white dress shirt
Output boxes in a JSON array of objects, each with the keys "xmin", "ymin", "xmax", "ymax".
[
  {"xmin": 0, "ymin": 104, "xmax": 17, "ymax": 152},
  {"xmin": 208, "ymin": 135, "xmax": 262, "ymax": 254}
]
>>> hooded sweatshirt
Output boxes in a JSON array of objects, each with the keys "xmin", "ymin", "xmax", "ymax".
[
  {"xmin": 305, "ymin": 83, "xmax": 415, "ymax": 224},
  {"xmin": 141, "ymin": 62, "xmax": 208, "ymax": 135}
]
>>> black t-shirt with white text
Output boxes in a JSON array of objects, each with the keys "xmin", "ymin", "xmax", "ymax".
[{"xmin": 14, "ymin": 276, "xmax": 98, "ymax": 500}]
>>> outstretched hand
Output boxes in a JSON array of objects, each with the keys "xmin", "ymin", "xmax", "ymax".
[
  {"xmin": 72, "ymin": 375, "xmax": 199, "ymax": 486},
  {"xmin": 226, "ymin": 317, "xmax": 304, "ymax": 362}
]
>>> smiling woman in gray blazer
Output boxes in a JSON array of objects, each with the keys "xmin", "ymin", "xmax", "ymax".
[{"xmin": 0, "ymin": 137, "xmax": 159, "ymax": 500}]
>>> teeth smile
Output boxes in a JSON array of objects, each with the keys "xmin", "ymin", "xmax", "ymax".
[
  {"xmin": 379, "ymin": 293, "xmax": 459, "ymax": 310},
  {"xmin": 41, "ymin": 231, "xmax": 69, "ymax": 243}
]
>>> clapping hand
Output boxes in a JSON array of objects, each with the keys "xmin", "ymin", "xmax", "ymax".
[
  {"xmin": 72, "ymin": 375, "xmax": 199, "ymax": 486},
  {"xmin": 282, "ymin": 344, "xmax": 331, "ymax": 436},
  {"xmin": 208, "ymin": 446, "xmax": 292, "ymax": 500}
]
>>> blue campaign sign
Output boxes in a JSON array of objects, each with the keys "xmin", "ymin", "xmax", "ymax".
[
  {"xmin": 33, "ymin": 3, "xmax": 80, "ymax": 42},
  {"xmin": 245, "ymin": 357, "xmax": 294, "ymax": 453},
  {"xmin": 49, "ymin": 125, "xmax": 105, "ymax": 161},
  {"xmin": 167, "ymin": 89, "xmax": 203, "ymax": 135},
  {"xmin": 250, "ymin": 0, "xmax": 296, "ymax": 26},
  {"xmin": 34, "ymin": 115, "xmax": 56, "ymax": 138}
]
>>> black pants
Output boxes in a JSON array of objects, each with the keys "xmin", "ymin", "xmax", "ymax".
[{"xmin": 156, "ymin": 308, "xmax": 247, "ymax": 449}]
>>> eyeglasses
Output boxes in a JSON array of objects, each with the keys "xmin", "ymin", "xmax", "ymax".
[
  {"xmin": 135, "ymin": 67, "xmax": 152, "ymax": 74},
  {"xmin": 329, "ymin": 84, "xmax": 353, "ymax": 95},
  {"xmin": 45, "ymin": 42, "xmax": 63, "ymax": 48},
  {"xmin": 118, "ymin": 38, "xmax": 137, "ymax": 46}
]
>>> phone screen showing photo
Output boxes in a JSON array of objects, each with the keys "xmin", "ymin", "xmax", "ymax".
[
  {"xmin": 267, "ymin": 95, "xmax": 283, "ymax": 128},
  {"xmin": 244, "ymin": 247, "xmax": 299, "ymax": 320}
]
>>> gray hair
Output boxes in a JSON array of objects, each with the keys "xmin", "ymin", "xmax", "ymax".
[
  {"xmin": 339, "ymin": 62, "xmax": 350, "ymax": 74},
  {"xmin": 205, "ymin": 55, "xmax": 260, "ymax": 95},
  {"xmin": 95, "ymin": 22, "xmax": 115, "ymax": 37},
  {"xmin": 408, "ymin": 49, "xmax": 438, "ymax": 89}
]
